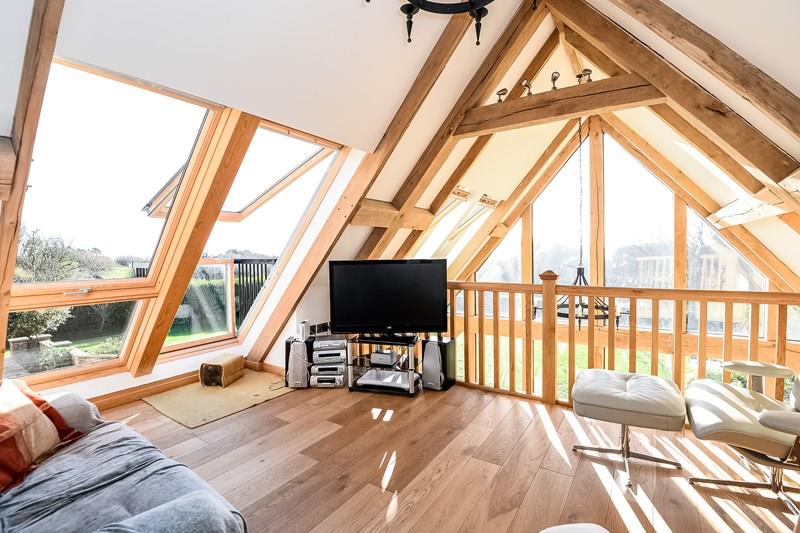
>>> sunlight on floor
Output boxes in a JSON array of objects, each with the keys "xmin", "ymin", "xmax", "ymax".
[
  {"xmin": 536, "ymin": 403, "xmax": 569, "ymax": 465},
  {"xmin": 382, "ymin": 451, "xmax": 397, "ymax": 490}
]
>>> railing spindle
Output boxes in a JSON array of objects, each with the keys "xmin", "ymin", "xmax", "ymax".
[
  {"xmin": 651, "ymin": 299, "xmax": 660, "ymax": 376},
  {"xmin": 723, "ymin": 302, "xmax": 733, "ymax": 383},
  {"xmin": 464, "ymin": 289, "xmax": 474, "ymax": 383},
  {"xmin": 698, "ymin": 301, "xmax": 708, "ymax": 379},
  {"xmin": 748, "ymin": 302, "xmax": 760, "ymax": 390},
  {"xmin": 674, "ymin": 299, "xmax": 684, "ymax": 390},
  {"xmin": 775, "ymin": 304, "xmax": 788, "ymax": 401},
  {"xmin": 524, "ymin": 293, "xmax": 533, "ymax": 395},
  {"xmin": 607, "ymin": 297, "xmax": 616, "ymax": 371},
  {"xmin": 493, "ymin": 291, "xmax": 500, "ymax": 389},
  {"xmin": 629, "ymin": 298, "xmax": 637, "ymax": 373},
  {"xmin": 588, "ymin": 297, "xmax": 597, "ymax": 368},
  {"xmin": 478, "ymin": 290, "xmax": 485, "ymax": 386},
  {"xmin": 568, "ymin": 295, "xmax": 576, "ymax": 402},
  {"xmin": 449, "ymin": 288, "xmax": 456, "ymax": 341},
  {"xmin": 509, "ymin": 292, "xmax": 516, "ymax": 393}
]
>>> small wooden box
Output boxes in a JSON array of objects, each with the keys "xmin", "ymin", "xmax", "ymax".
[{"xmin": 199, "ymin": 354, "xmax": 244, "ymax": 387}]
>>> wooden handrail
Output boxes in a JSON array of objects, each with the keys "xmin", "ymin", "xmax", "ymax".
[{"xmin": 448, "ymin": 277, "xmax": 799, "ymax": 406}]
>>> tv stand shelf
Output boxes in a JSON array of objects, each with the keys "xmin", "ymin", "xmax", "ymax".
[{"xmin": 347, "ymin": 335, "xmax": 421, "ymax": 397}]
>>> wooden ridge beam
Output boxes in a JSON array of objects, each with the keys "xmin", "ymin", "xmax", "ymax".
[
  {"xmin": 454, "ymin": 73, "xmax": 664, "ymax": 138},
  {"xmin": 126, "ymin": 109, "xmax": 260, "ymax": 376},
  {"xmin": 606, "ymin": 0, "xmax": 800, "ymax": 142},
  {"xmin": 351, "ymin": 198, "xmax": 434, "ymax": 230},
  {"xmin": 246, "ymin": 15, "xmax": 473, "ymax": 363},
  {"xmin": 456, "ymin": 119, "xmax": 582, "ymax": 279},
  {"xmin": 357, "ymin": 2, "xmax": 548, "ymax": 260},
  {"xmin": 547, "ymin": 0, "xmax": 799, "ymax": 183},
  {"xmin": 601, "ymin": 114, "xmax": 800, "ymax": 292},
  {"xmin": 0, "ymin": 0, "xmax": 65, "ymax": 370},
  {"xmin": 396, "ymin": 29, "xmax": 561, "ymax": 259}
]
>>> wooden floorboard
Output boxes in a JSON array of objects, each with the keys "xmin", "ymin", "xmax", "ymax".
[{"xmin": 103, "ymin": 385, "xmax": 798, "ymax": 533}]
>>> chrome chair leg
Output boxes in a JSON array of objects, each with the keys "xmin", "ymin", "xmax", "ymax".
[
  {"xmin": 572, "ymin": 425, "xmax": 682, "ymax": 487},
  {"xmin": 690, "ymin": 467, "xmax": 800, "ymax": 515}
]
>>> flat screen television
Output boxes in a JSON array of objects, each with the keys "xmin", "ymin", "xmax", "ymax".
[{"xmin": 329, "ymin": 259, "xmax": 447, "ymax": 334}]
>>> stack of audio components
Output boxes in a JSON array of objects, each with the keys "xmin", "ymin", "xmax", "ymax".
[{"xmin": 309, "ymin": 334, "xmax": 347, "ymax": 387}]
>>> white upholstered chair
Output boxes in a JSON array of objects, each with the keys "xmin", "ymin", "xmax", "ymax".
[{"xmin": 685, "ymin": 361, "xmax": 800, "ymax": 514}]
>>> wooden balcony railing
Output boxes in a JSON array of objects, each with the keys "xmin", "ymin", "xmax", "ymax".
[{"xmin": 447, "ymin": 272, "xmax": 800, "ymax": 406}]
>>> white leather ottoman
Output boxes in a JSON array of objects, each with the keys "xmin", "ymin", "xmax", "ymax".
[{"xmin": 571, "ymin": 369, "xmax": 686, "ymax": 486}]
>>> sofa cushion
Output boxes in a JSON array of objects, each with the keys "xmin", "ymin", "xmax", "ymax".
[
  {"xmin": 572, "ymin": 369, "xmax": 686, "ymax": 431},
  {"xmin": 0, "ymin": 421, "xmax": 245, "ymax": 533},
  {"xmin": 46, "ymin": 392, "xmax": 104, "ymax": 434},
  {"xmin": 0, "ymin": 380, "xmax": 81, "ymax": 491}
]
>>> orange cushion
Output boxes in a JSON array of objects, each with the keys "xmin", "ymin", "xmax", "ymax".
[{"xmin": 0, "ymin": 380, "xmax": 81, "ymax": 491}]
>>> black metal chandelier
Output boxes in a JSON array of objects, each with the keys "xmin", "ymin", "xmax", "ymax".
[{"xmin": 366, "ymin": 0, "xmax": 498, "ymax": 45}]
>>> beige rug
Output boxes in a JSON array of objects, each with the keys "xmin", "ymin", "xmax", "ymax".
[{"xmin": 143, "ymin": 369, "xmax": 291, "ymax": 428}]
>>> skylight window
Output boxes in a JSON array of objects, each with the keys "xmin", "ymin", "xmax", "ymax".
[{"xmin": 15, "ymin": 63, "xmax": 206, "ymax": 284}]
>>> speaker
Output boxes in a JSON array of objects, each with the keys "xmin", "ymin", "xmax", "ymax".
[
  {"xmin": 285, "ymin": 337, "xmax": 309, "ymax": 388},
  {"xmin": 422, "ymin": 338, "xmax": 455, "ymax": 391}
]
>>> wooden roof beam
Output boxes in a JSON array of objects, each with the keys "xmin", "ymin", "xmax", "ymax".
[
  {"xmin": 606, "ymin": 0, "xmax": 800, "ymax": 142},
  {"xmin": 0, "ymin": 138, "xmax": 14, "ymax": 200},
  {"xmin": 246, "ymin": 14, "xmax": 473, "ymax": 363},
  {"xmin": 395, "ymin": 29, "xmax": 562, "ymax": 260},
  {"xmin": 357, "ymin": 2, "xmax": 549, "ymax": 260},
  {"xmin": 351, "ymin": 198, "xmax": 434, "ymax": 230},
  {"xmin": 0, "ymin": 0, "xmax": 65, "ymax": 370},
  {"xmin": 547, "ymin": 0, "xmax": 799, "ymax": 183},
  {"xmin": 452, "ymin": 119, "xmax": 582, "ymax": 279},
  {"xmin": 454, "ymin": 72, "xmax": 664, "ymax": 138}
]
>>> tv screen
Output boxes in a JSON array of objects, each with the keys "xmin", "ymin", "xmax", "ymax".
[{"xmin": 329, "ymin": 259, "xmax": 447, "ymax": 334}]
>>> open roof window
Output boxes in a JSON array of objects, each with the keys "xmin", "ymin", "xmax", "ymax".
[{"xmin": 15, "ymin": 63, "xmax": 207, "ymax": 284}]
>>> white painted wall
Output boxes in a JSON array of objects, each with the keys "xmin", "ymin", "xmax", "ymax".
[{"xmin": 0, "ymin": 0, "xmax": 33, "ymax": 136}]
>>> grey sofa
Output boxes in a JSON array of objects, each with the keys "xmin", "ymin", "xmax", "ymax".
[{"xmin": 0, "ymin": 393, "xmax": 246, "ymax": 533}]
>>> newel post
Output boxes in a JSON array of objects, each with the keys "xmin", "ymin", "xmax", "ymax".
[{"xmin": 540, "ymin": 270, "xmax": 559, "ymax": 404}]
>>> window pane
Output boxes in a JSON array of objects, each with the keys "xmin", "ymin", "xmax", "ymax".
[
  {"xmin": 415, "ymin": 200, "xmax": 471, "ymax": 259},
  {"xmin": 533, "ymin": 141, "xmax": 590, "ymax": 282},
  {"xmin": 477, "ymin": 219, "xmax": 522, "ymax": 282},
  {"xmin": 221, "ymin": 128, "xmax": 322, "ymax": 213},
  {"xmin": 686, "ymin": 209, "xmax": 767, "ymax": 336},
  {"xmin": 604, "ymin": 135, "xmax": 674, "ymax": 289},
  {"xmin": 164, "ymin": 263, "xmax": 231, "ymax": 347},
  {"xmin": 15, "ymin": 64, "xmax": 206, "ymax": 284},
  {"xmin": 4, "ymin": 301, "xmax": 136, "ymax": 379}
]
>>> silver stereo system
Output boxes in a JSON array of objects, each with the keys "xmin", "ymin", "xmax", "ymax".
[
  {"xmin": 313, "ymin": 335, "xmax": 347, "ymax": 351},
  {"xmin": 310, "ymin": 364, "xmax": 345, "ymax": 376},
  {"xmin": 310, "ymin": 374, "xmax": 344, "ymax": 388},
  {"xmin": 312, "ymin": 349, "xmax": 347, "ymax": 365}
]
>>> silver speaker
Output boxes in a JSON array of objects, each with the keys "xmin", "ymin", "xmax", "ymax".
[{"xmin": 286, "ymin": 339, "xmax": 309, "ymax": 388}]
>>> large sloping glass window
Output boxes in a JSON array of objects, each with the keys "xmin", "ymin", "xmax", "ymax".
[
  {"xmin": 4, "ymin": 301, "xmax": 137, "ymax": 379},
  {"xmin": 533, "ymin": 142, "xmax": 590, "ymax": 282},
  {"xmin": 162, "ymin": 128, "xmax": 336, "ymax": 350},
  {"xmin": 476, "ymin": 220, "xmax": 522, "ymax": 283},
  {"xmin": 15, "ymin": 63, "xmax": 206, "ymax": 284}
]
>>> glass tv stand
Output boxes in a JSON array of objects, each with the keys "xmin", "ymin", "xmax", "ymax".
[{"xmin": 347, "ymin": 335, "xmax": 421, "ymax": 397}]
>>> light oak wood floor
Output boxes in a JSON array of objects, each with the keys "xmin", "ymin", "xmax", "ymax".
[{"xmin": 103, "ymin": 385, "xmax": 799, "ymax": 533}]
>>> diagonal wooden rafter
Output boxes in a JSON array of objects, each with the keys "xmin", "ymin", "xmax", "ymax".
[
  {"xmin": 453, "ymin": 72, "xmax": 664, "ymax": 138},
  {"xmin": 126, "ymin": 109, "xmax": 260, "ymax": 376},
  {"xmin": 245, "ymin": 15, "xmax": 474, "ymax": 363},
  {"xmin": 601, "ymin": 113, "xmax": 800, "ymax": 293},
  {"xmin": 560, "ymin": 25, "xmax": 800, "ymax": 231},
  {"xmin": 605, "ymin": 0, "xmax": 800, "ymax": 142},
  {"xmin": 453, "ymin": 119, "xmax": 583, "ymax": 279},
  {"xmin": 357, "ymin": 2, "xmax": 549, "ymax": 260},
  {"xmin": 393, "ymin": 29, "xmax": 562, "ymax": 260},
  {"xmin": 546, "ymin": 0, "xmax": 799, "ymax": 184},
  {"xmin": 0, "ymin": 0, "xmax": 65, "ymax": 370},
  {"xmin": 0, "ymin": 138, "xmax": 13, "ymax": 200}
]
